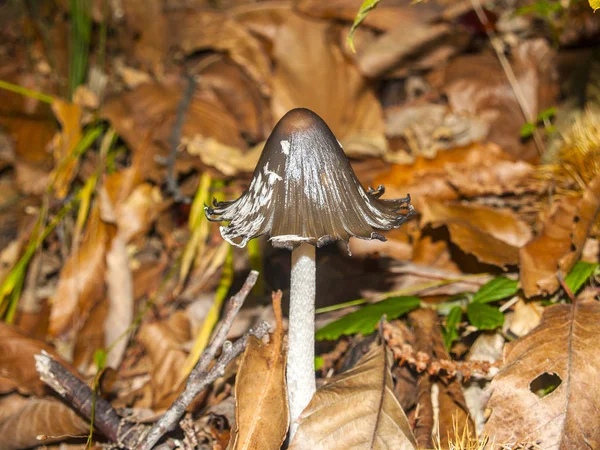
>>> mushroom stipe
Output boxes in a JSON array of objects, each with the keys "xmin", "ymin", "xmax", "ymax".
[{"xmin": 205, "ymin": 107, "xmax": 415, "ymax": 441}]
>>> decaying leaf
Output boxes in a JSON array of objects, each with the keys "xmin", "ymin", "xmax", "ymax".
[
  {"xmin": 270, "ymin": 11, "xmax": 387, "ymax": 158},
  {"xmin": 228, "ymin": 291, "xmax": 288, "ymax": 450},
  {"xmin": 49, "ymin": 203, "xmax": 115, "ymax": 339},
  {"xmin": 520, "ymin": 174, "xmax": 600, "ymax": 297},
  {"xmin": 440, "ymin": 39, "xmax": 558, "ymax": 161},
  {"xmin": 0, "ymin": 396, "xmax": 89, "ymax": 449},
  {"xmin": 0, "ymin": 323, "xmax": 58, "ymax": 396},
  {"xmin": 289, "ymin": 344, "xmax": 417, "ymax": 450},
  {"xmin": 484, "ymin": 299, "xmax": 600, "ymax": 448},
  {"xmin": 421, "ymin": 201, "xmax": 532, "ymax": 268},
  {"xmin": 137, "ymin": 310, "xmax": 190, "ymax": 409}
]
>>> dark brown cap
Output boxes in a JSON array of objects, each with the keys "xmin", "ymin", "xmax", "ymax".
[{"xmin": 206, "ymin": 108, "xmax": 415, "ymax": 252}]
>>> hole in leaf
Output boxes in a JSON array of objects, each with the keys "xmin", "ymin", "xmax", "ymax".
[{"xmin": 529, "ymin": 372, "xmax": 562, "ymax": 398}]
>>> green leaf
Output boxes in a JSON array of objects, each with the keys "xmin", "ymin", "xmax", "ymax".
[
  {"xmin": 94, "ymin": 349, "xmax": 107, "ymax": 370},
  {"xmin": 314, "ymin": 356, "xmax": 324, "ymax": 371},
  {"xmin": 565, "ymin": 261, "xmax": 599, "ymax": 295},
  {"xmin": 442, "ymin": 306, "xmax": 463, "ymax": 351},
  {"xmin": 467, "ymin": 303, "xmax": 504, "ymax": 330},
  {"xmin": 316, "ymin": 296, "xmax": 420, "ymax": 341},
  {"xmin": 537, "ymin": 107, "xmax": 557, "ymax": 122},
  {"xmin": 473, "ymin": 277, "xmax": 519, "ymax": 304},
  {"xmin": 520, "ymin": 122, "xmax": 536, "ymax": 138},
  {"xmin": 347, "ymin": 0, "xmax": 380, "ymax": 53},
  {"xmin": 589, "ymin": 0, "xmax": 600, "ymax": 11}
]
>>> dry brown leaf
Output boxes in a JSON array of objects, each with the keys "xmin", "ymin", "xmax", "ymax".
[
  {"xmin": 375, "ymin": 143, "xmax": 515, "ymax": 211},
  {"xmin": 177, "ymin": 11, "xmax": 272, "ymax": 97},
  {"xmin": 446, "ymin": 160, "xmax": 536, "ymax": 197},
  {"xmin": 289, "ymin": 344, "xmax": 417, "ymax": 450},
  {"xmin": 49, "ymin": 204, "xmax": 114, "ymax": 338},
  {"xmin": 439, "ymin": 40, "xmax": 558, "ymax": 161},
  {"xmin": 102, "ymin": 81, "xmax": 246, "ymax": 178},
  {"xmin": 0, "ymin": 396, "xmax": 89, "ymax": 449},
  {"xmin": 296, "ymin": 0, "xmax": 446, "ymax": 32},
  {"xmin": 484, "ymin": 299, "xmax": 600, "ymax": 448},
  {"xmin": 0, "ymin": 323, "xmax": 59, "ymax": 396},
  {"xmin": 357, "ymin": 23, "xmax": 452, "ymax": 78},
  {"xmin": 50, "ymin": 100, "xmax": 82, "ymax": 199},
  {"xmin": 228, "ymin": 291, "xmax": 288, "ymax": 450},
  {"xmin": 137, "ymin": 310, "xmax": 190, "ymax": 409},
  {"xmin": 196, "ymin": 59, "xmax": 272, "ymax": 142},
  {"xmin": 421, "ymin": 201, "xmax": 532, "ymax": 268},
  {"xmin": 270, "ymin": 11, "xmax": 387, "ymax": 158},
  {"xmin": 104, "ymin": 234, "xmax": 133, "ymax": 369},
  {"xmin": 520, "ymin": 174, "xmax": 600, "ymax": 297}
]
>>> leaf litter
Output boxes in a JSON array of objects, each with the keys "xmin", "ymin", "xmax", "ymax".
[{"xmin": 0, "ymin": 0, "xmax": 599, "ymax": 449}]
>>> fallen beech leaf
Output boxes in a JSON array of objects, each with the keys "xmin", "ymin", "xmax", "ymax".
[
  {"xmin": 520, "ymin": 174, "xmax": 600, "ymax": 297},
  {"xmin": 446, "ymin": 160, "xmax": 536, "ymax": 197},
  {"xmin": 440, "ymin": 39, "xmax": 558, "ymax": 160},
  {"xmin": 296, "ymin": 0, "xmax": 445, "ymax": 32},
  {"xmin": 229, "ymin": 291, "xmax": 288, "ymax": 450},
  {"xmin": 185, "ymin": 136, "xmax": 262, "ymax": 177},
  {"xmin": 177, "ymin": 11, "xmax": 272, "ymax": 96},
  {"xmin": 421, "ymin": 201, "xmax": 532, "ymax": 268},
  {"xmin": 197, "ymin": 59, "xmax": 271, "ymax": 142},
  {"xmin": 357, "ymin": 23, "xmax": 452, "ymax": 78},
  {"xmin": 102, "ymin": 82, "xmax": 245, "ymax": 179},
  {"xmin": 137, "ymin": 310, "xmax": 190, "ymax": 409},
  {"xmin": 0, "ymin": 396, "xmax": 89, "ymax": 449},
  {"xmin": 270, "ymin": 11, "xmax": 387, "ymax": 158},
  {"xmin": 484, "ymin": 299, "xmax": 600, "ymax": 448},
  {"xmin": 375, "ymin": 143, "xmax": 520, "ymax": 210},
  {"xmin": 0, "ymin": 323, "xmax": 59, "ymax": 396},
  {"xmin": 104, "ymin": 234, "xmax": 133, "ymax": 369},
  {"xmin": 289, "ymin": 344, "xmax": 417, "ymax": 450},
  {"xmin": 49, "ymin": 204, "xmax": 115, "ymax": 338}
]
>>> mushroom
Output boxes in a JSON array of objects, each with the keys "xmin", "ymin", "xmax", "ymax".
[{"xmin": 206, "ymin": 108, "xmax": 414, "ymax": 439}]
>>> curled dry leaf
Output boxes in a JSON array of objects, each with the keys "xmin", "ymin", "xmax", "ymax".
[
  {"xmin": 421, "ymin": 201, "xmax": 532, "ymax": 268},
  {"xmin": 376, "ymin": 143, "xmax": 527, "ymax": 211},
  {"xmin": 0, "ymin": 396, "xmax": 89, "ymax": 450},
  {"xmin": 439, "ymin": 39, "xmax": 558, "ymax": 161},
  {"xmin": 228, "ymin": 291, "xmax": 288, "ymax": 450},
  {"xmin": 296, "ymin": 0, "xmax": 446, "ymax": 32},
  {"xmin": 49, "ymin": 204, "xmax": 115, "ymax": 338},
  {"xmin": 137, "ymin": 310, "xmax": 190, "ymax": 409},
  {"xmin": 289, "ymin": 344, "xmax": 418, "ymax": 450},
  {"xmin": 0, "ymin": 323, "xmax": 59, "ymax": 396},
  {"xmin": 520, "ymin": 174, "xmax": 600, "ymax": 297},
  {"xmin": 269, "ymin": 11, "xmax": 387, "ymax": 158},
  {"xmin": 484, "ymin": 299, "xmax": 600, "ymax": 448}
]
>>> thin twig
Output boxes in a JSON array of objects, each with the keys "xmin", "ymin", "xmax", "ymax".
[
  {"xmin": 138, "ymin": 271, "xmax": 265, "ymax": 450},
  {"xmin": 469, "ymin": 0, "xmax": 545, "ymax": 156},
  {"xmin": 34, "ymin": 351, "xmax": 130, "ymax": 443},
  {"xmin": 166, "ymin": 74, "xmax": 196, "ymax": 203}
]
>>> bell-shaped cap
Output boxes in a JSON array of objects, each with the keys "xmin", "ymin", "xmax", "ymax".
[{"xmin": 206, "ymin": 108, "xmax": 415, "ymax": 252}]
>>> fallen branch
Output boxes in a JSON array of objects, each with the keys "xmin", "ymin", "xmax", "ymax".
[
  {"xmin": 166, "ymin": 74, "xmax": 196, "ymax": 203},
  {"xmin": 36, "ymin": 271, "xmax": 268, "ymax": 450},
  {"xmin": 34, "ymin": 351, "xmax": 136, "ymax": 445},
  {"xmin": 138, "ymin": 270, "xmax": 268, "ymax": 450}
]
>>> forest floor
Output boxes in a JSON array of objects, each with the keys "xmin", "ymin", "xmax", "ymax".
[{"xmin": 0, "ymin": 0, "xmax": 599, "ymax": 449}]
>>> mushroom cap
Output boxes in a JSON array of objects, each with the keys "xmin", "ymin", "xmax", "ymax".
[{"xmin": 206, "ymin": 108, "xmax": 415, "ymax": 252}]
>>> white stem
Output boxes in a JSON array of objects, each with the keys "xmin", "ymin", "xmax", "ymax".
[{"xmin": 287, "ymin": 243, "xmax": 316, "ymax": 440}]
